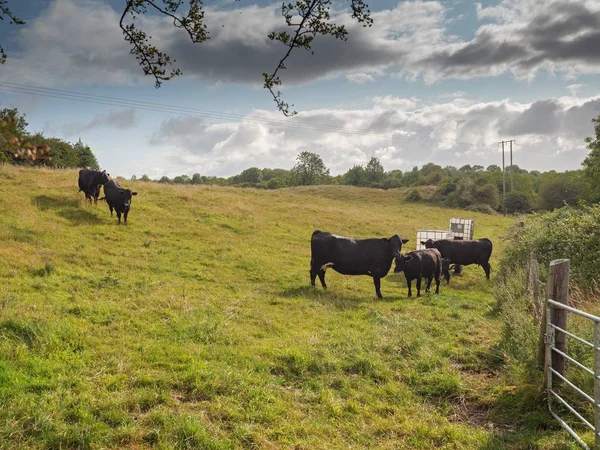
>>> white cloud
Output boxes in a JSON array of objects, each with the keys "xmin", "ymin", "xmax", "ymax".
[
  {"xmin": 61, "ymin": 109, "xmax": 138, "ymax": 136},
  {"xmin": 141, "ymin": 94, "xmax": 600, "ymax": 178},
  {"xmin": 3, "ymin": 0, "xmax": 599, "ymax": 88}
]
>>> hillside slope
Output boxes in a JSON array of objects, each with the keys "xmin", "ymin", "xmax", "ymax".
[{"xmin": 0, "ymin": 166, "xmax": 570, "ymax": 449}]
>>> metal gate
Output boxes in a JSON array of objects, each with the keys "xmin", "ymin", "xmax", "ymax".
[{"xmin": 546, "ymin": 299, "xmax": 600, "ymax": 449}]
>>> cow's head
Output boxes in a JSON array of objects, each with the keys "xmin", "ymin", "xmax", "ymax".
[
  {"xmin": 421, "ymin": 239, "xmax": 437, "ymax": 249},
  {"xmin": 389, "ymin": 234, "xmax": 409, "ymax": 258},
  {"xmin": 98, "ymin": 170, "xmax": 110, "ymax": 185},
  {"xmin": 441, "ymin": 257, "xmax": 452, "ymax": 284},
  {"xmin": 119, "ymin": 189, "xmax": 138, "ymax": 208},
  {"xmin": 394, "ymin": 253, "xmax": 413, "ymax": 273}
]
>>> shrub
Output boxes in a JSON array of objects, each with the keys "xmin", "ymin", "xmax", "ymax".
[
  {"xmin": 473, "ymin": 184, "xmax": 500, "ymax": 209},
  {"xmin": 498, "ymin": 204, "xmax": 600, "ymax": 291},
  {"xmin": 504, "ymin": 192, "xmax": 532, "ymax": 213},
  {"xmin": 404, "ymin": 188, "xmax": 422, "ymax": 202},
  {"xmin": 266, "ymin": 177, "xmax": 286, "ymax": 189},
  {"xmin": 467, "ymin": 203, "xmax": 497, "ymax": 215}
]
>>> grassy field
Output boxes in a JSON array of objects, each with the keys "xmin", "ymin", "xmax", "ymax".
[{"xmin": 0, "ymin": 165, "xmax": 579, "ymax": 449}]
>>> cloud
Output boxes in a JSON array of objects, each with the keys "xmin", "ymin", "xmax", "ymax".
[
  {"xmin": 143, "ymin": 94, "xmax": 600, "ymax": 178},
  {"xmin": 61, "ymin": 109, "xmax": 138, "ymax": 136},
  {"xmin": 346, "ymin": 73, "xmax": 376, "ymax": 84},
  {"xmin": 5, "ymin": 0, "xmax": 599, "ymax": 88}
]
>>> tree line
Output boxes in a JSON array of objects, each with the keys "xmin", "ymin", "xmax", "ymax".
[
  {"xmin": 0, "ymin": 108, "xmax": 99, "ymax": 169},
  {"xmin": 3, "ymin": 105, "xmax": 600, "ymax": 215},
  {"xmin": 134, "ymin": 113, "xmax": 600, "ymax": 216}
]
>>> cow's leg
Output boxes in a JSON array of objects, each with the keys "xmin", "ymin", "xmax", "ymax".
[
  {"xmin": 317, "ymin": 270, "xmax": 327, "ymax": 289},
  {"xmin": 435, "ymin": 273, "xmax": 440, "ymax": 294},
  {"xmin": 425, "ymin": 276, "xmax": 433, "ymax": 293},
  {"xmin": 482, "ymin": 261, "xmax": 491, "ymax": 280},
  {"xmin": 310, "ymin": 268, "xmax": 317, "ymax": 287},
  {"xmin": 373, "ymin": 277, "xmax": 382, "ymax": 299},
  {"xmin": 109, "ymin": 205, "xmax": 114, "ymax": 217},
  {"xmin": 416, "ymin": 277, "xmax": 422, "ymax": 297},
  {"xmin": 116, "ymin": 211, "xmax": 122, "ymax": 225},
  {"xmin": 124, "ymin": 210, "xmax": 129, "ymax": 225},
  {"xmin": 405, "ymin": 275, "xmax": 412, "ymax": 297}
]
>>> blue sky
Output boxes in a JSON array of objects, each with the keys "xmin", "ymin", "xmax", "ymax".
[{"xmin": 1, "ymin": 0, "xmax": 599, "ymax": 178}]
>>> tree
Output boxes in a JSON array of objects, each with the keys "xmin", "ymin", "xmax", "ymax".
[
  {"xmin": 158, "ymin": 176, "xmax": 172, "ymax": 184},
  {"xmin": 290, "ymin": 151, "xmax": 330, "ymax": 186},
  {"xmin": 191, "ymin": 173, "xmax": 202, "ymax": 184},
  {"xmin": 505, "ymin": 192, "xmax": 532, "ymax": 213},
  {"xmin": 343, "ymin": 164, "xmax": 365, "ymax": 186},
  {"xmin": 582, "ymin": 115, "xmax": 600, "ymax": 200},
  {"xmin": 237, "ymin": 167, "xmax": 263, "ymax": 184},
  {"xmin": 173, "ymin": 174, "xmax": 191, "ymax": 184},
  {"xmin": 140, "ymin": 174, "xmax": 151, "ymax": 182},
  {"xmin": 364, "ymin": 157, "xmax": 385, "ymax": 185},
  {"xmin": 538, "ymin": 174, "xmax": 585, "ymax": 211},
  {"xmin": 74, "ymin": 139, "xmax": 99, "ymax": 169},
  {"xmin": 0, "ymin": 1, "xmax": 373, "ymax": 117},
  {"xmin": 486, "ymin": 165, "xmax": 501, "ymax": 172},
  {"xmin": 473, "ymin": 184, "xmax": 500, "ymax": 209}
]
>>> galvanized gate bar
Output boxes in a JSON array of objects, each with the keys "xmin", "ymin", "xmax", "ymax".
[
  {"xmin": 552, "ymin": 347, "xmax": 597, "ymax": 378},
  {"xmin": 549, "ymin": 390, "xmax": 595, "ymax": 431},
  {"xmin": 549, "ymin": 408, "xmax": 591, "ymax": 450},
  {"xmin": 594, "ymin": 322, "xmax": 600, "ymax": 449},
  {"xmin": 546, "ymin": 298, "xmax": 600, "ymax": 449},
  {"xmin": 550, "ymin": 324, "xmax": 596, "ymax": 350},
  {"xmin": 550, "ymin": 368, "xmax": 595, "ymax": 404},
  {"xmin": 548, "ymin": 299, "xmax": 600, "ymax": 322}
]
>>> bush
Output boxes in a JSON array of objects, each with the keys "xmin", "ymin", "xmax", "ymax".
[
  {"xmin": 504, "ymin": 191, "xmax": 532, "ymax": 213},
  {"xmin": 404, "ymin": 189, "xmax": 422, "ymax": 202},
  {"xmin": 266, "ymin": 177, "xmax": 286, "ymax": 189},
  {"xmin": 474, "ymin": 184, "xmax": 500, "ymax": 209},
  {"xmin": 498, "ymin": 204, "xmax": 600, "ymax": 290},
  {"xmin": 466, "ymin": 203, "xmax": 497, "ymax": 215}
]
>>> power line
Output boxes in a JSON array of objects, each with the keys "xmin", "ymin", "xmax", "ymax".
[{"xmin": 0, "ymin": 80, "xmax": 560, "ymax": 156}]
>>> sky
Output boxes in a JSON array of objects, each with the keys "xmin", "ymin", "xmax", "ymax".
[{"xmin": 0, "ymin": 0, "xmax": 599, "ymax": 179}]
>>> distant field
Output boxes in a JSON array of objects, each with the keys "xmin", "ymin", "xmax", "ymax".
[{"xmin": 0, "ymin": 166, "xmax": 575, "ymax": 449}]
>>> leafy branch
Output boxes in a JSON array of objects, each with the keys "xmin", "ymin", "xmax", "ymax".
[
  {"xmin": 0, "ymin": 0, "xmax": 372, "ymax": 115},
  {"xmin": 119, "ymin": 0, "xmax": 209, "ymax": 88},
  {"xmin": 263, "ymin": 0, "xmax": 373, "ymax": 116},
  {"xmin": 0, "ymin": 0, "xmax": 25, "ymax": 64}
]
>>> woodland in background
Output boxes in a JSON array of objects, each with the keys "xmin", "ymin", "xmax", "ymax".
[
  {"xmin": 3, "ymin": 107, "xmax": 600, "ymax": 215},
  {"xmin": 0, "ymin": 108, "xmax": 98, "ymax": 169}
]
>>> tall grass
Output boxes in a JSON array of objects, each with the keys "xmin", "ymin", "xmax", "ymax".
[{"xmin": 0, "ymin": 165, "xmax": 579, "ymax": 449}]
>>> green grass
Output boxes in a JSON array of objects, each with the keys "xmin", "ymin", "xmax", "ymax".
[{"xmin": 0, "ymin": 165, "xmax": 579, "ymax": 449}]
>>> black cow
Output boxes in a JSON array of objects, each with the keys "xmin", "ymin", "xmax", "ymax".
[
  {"xmin": 310, "ymin": 230, "xmax": 409, "ymax": 299},
  {"xmin": 99, "ymin": 180, "xmax": 138, "ymax": 225},
  {"xmin": 78, "ymin": 168, "xmax": 110, "ymax": 205},
  {"xmin": 394, "ymin": 248, "xmax": 442, "ymax": 297},
  {"xmin": 421, "ymin": 238, "xmax": 493, "ymax": 281}
]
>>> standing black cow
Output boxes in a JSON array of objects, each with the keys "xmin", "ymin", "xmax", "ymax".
[
  {"xmin": 78, "ymin": 168, "xmax": 110, "ymax": 205},
  {"xmin": 421, "ymin": 238, "xmax": 493, "ymax": 281},
  {"xmin": 394, "ymin": 248, "xmax": 442, "ymax": 297},
  {"xmin": 310, "ymin": 230, "xmax": 409, "ymax": 299},
  {"xmin": 99, "ymin": 180, "xmax": 138, "ymax": 225}
]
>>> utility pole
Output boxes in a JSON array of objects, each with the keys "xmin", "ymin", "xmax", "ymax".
[
  {"xmin": 498, "ymin": 140, "xmax": 515, "ymax": 215},
  {"xmin": 501, "ymin": 141, "xmax": 506, "ymax": 215},
  {"xmin": 509, "ymin": 140, "xmax": 515, "ymax": 191}
]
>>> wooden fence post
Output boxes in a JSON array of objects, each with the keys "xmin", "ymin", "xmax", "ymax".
[
  {"xmin": 538, "ymin": 259, "xmax": 570, "ymax": 376},
  {"xmin": 529, "ymin": 251, "xmax": 542, "ymax": 325}
]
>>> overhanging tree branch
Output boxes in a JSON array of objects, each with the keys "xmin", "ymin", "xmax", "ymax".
[
  {"xmin": 0, "ymin": 0, "xmax": 372, "ymax": 116},
  {"xmin": 263, "ymin": 0, "xmax": 372, "ymax": 116},
  {"xmin": 119, "ymin": 0, "xmax": 208, "ymax": 88},
  {"xmin": 0, "ymin": 0, "xmax": 25, "ymax": 65}
]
